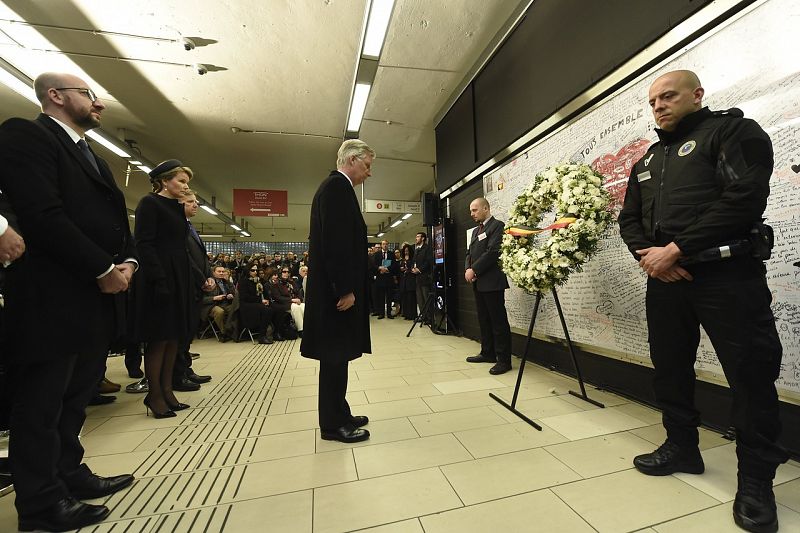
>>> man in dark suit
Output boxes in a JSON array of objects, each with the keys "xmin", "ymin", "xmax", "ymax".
[
  {"xmin": 0, "ymin": 72, "xmax": 137, "ymax": 531},
  {"xmin": 373, "ymin": 240, "xmax": 397, "ymax": 319},
  {"xmin": 174, "ymin": 190, "xmax": 213, "ymax": 390},
  {"xmin": 465, "ymin": 197, "xmax": 512, "ymax": 375},
  {"xmin": 412, "ymin": 231, "xmax": 432, "ymax": 322},
  {"xmin": 201, "ymin": 265, "xmax": 236, "ymax": 340},
  {"xmin": 301, "ymin": 139, "xmax": 373, "ymax": 444}
]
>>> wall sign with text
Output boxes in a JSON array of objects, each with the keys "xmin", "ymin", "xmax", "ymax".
[{"xmin": 233, "ymin": 189, "xmax": 288, "ymax": 217}]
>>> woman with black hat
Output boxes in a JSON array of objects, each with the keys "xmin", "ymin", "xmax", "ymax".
[{"xmin": 130, "ymin": 160, "xmax": 194, "ymax": 418}]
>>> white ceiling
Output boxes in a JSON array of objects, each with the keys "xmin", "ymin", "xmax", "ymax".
[{"xmin": 0, "ymin": 0, "xmax": 523, "ymax": 243}]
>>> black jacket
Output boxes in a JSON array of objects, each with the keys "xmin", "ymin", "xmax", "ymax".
[
  {"xmin": 466, "ymin": 216, "xmax": 510, "ymax": 292},
  {"xmin": 619, "ymin": 107, "xmax": 773, "ymax": 258},
  {"xmin": 413, "ymin": 243, "xmax": 432, "ymax": 287}
]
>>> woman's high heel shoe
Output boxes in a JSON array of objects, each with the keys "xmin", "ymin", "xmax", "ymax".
[
  {"xmin": 144, "ymin": 397, "xmax": 176, "ymax": 418},
  {"xmin": 167, "ymin": 401, "xmax": 190, "ymax": 411}
]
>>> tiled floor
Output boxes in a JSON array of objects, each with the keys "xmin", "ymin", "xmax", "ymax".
[{"xmin": 1, "ymin": 317, "xmax": 799, "ymax": 532}]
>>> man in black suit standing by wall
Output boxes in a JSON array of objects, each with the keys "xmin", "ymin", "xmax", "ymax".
[
  {"xmin": 465, "ymin": 198, "xmax": 512, "ymax": 375},
  {"xmin": 0, "ymin": 72, "xmax": 137, "ymax": 531},
  {"xmin": 412, "ymin": 231, "xmax": 432, "ymax": 322},
  {"xmin": 373, "ymin": 240, "xmax": 397, "ymax": 319},
  {"xmin": 301, "ymin": 139, "xmax": 373, "ymax": 444}
]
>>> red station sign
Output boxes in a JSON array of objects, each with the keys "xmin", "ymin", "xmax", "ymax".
[{"xmin": 233, "ymin": 189, "xmax": 288, "ymax": 217}]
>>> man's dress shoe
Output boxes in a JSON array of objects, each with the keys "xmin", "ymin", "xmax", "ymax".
[
  {"xmin": 125, "ymin": 378, "xmax": 149, "ymax": 394},
  {"xmin": 99, "ymin": 378, "xmax": 121, "ymax": 394},
  {"xmin": 173, "ymin": 376, "xmax": 201, "ymax": 392},
  {"xmin": 489, "ymin": 362, "xmax": 512, "ymax": 375},
  {"xmin": 187, "ymin": 370, "xmax": 212, "ymax": 384},
  {"xmin": 320, "ymin": 426, "xmax": 370, "ymax": 443},
  {"xmin": 68, "ymin": 473, "xmax": 135, "ymax": 500},
  {"xmin": 18, "ymin": 497, "xmax": 109, "ymax": 532},
  {"xmin": 88, "ymin": 394, "xmax": 116, "ymax": 406},
  {"xmin": 465, "ymin": 355, "xmax": 496, "ymax": 364},
  {"xmin": 350, "ymin": 415, "xmax": 369, "ymax": 428},
  {"xmin": 633, "ymin": 441, "xmax": 704, "ymax": 476}
]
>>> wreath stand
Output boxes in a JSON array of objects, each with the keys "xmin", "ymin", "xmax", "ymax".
[{"xmin": 489, "ymin": 287, "xmax": 604, "ymax": 431}]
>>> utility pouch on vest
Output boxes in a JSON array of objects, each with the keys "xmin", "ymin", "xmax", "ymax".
[{"xmin": 680, "ymin": 220, "xmax": 773, "ymax": 265}]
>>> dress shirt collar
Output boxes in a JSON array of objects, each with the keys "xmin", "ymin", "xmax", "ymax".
[
  {"xmin": 47, "ymin": 115, "xmax": 83, "ymax": 144},
  {"xmin": 337, "ymin": 169, "xmax": 355, "ymax": 187}
]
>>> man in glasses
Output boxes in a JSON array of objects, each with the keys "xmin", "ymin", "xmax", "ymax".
[{"xmin": 0, "ymin": 72, "xmax": 138, "ymax": 531}]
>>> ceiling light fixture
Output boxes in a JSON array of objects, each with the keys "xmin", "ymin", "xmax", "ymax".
[
  {"xmin": 401, "ymin": 213, "xmax": 412, "ymax": 220},
  {"xmin": 129, "ymin": 160, "xmax": 142, "ymax": 165},
  {"xmin": 377, "ymin": 232, "xmax": 385, "ymax": 237},
  {"xmin": 390, "ymin": 219, "xmax": 402, "ymax": 228},
  {"xmin": 86, "ymin": 130, "xmax": 132, "ymax": 158},
  {"xmin": 0, "ymin": 60, "xmax": 38, "ymax": 104},
  {"xmin": 136, "ymin": 164, "xmax": 152, "ymax": 174},
  {"xmin": 346, "ymin": 83, "xmax": 371, "ymax": 132},
  {"xmin": 199, "ymin": 234, "xmax": 223, "ymax": 238},
  {"xmin": 362, "ymin": 0, "xmax": 396, "ymax": 58},
  {"xmin": 230, "ymin": 224, "xmax": 242, "ymax": 231},
  {"xmin": 200, "ymin": 205, "xmax": 218, "ymax": 215},
  {"xmin": 240, "ymin": 231, "xmax": 251, "ymax": 237}
]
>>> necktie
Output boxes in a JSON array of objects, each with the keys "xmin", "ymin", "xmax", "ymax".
[
  {"xmin": 187, "ymin": 221, "xmax": 202, "ymax": 245},
  {"xmin": 77, "ymin": 139, "xmax": 100, "ymax": 174},
  {"xmin": 478, "ymin": 222, "xmax": 484, "ymax": 234}
]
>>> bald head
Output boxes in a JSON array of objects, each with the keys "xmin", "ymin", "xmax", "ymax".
[
  {"xmin": 648, "ymin": 69, "xmax": 704, "ymax": 131},
  {"xmin": 469, "ymin": 197, "xmax": 491, "ymax": 223}
]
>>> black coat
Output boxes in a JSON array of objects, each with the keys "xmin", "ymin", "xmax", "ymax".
[
  {"xmin": 130, "ymin": 193, "xmax": 193, "ymax": 342},
  {"xmin": 0, "ymin": 114, "xmax": 136, "ymax": 362},
  {"xmin": 413, "ymin": 243, "xmax": 432, "ymax": 287},
  {"xmin": 300, "ymin": 171, "xmax": 371, "ymax": 363},
  {"xmin": 466, "ymin": 216, "xmax": 510, "ymax": 292},
  {"xmin": 372, "ymin": 249, "xmax": 398, "ymax": 288},
  {"xmin": 238, "ymin": 276, "xmax": 271, "ymax": 331}
]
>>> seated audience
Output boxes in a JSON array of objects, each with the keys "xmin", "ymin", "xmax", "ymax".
[
  {"xmin": 238, "ymin": 261, "xmax": 278, "ymax": 344},
  {"xmin": 201, "ymin": 265, "xmax": 236, "ymax": 341}
]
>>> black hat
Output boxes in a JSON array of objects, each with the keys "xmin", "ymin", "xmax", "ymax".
[{"xmin": 149, "ymin": 159, "xmax": 183, "ymax": 180}]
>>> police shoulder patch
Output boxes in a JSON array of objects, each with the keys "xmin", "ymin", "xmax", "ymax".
[{"xmin": 678, "ymin": 140, "xmax": 696, "ymax": 157}]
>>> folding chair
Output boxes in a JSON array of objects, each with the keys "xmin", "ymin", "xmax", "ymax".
[
  {"xmin": 238, "ymin": 327, "xmax": 258, "ymax": 344},
  {"xmin": 199, "ymin": 317, "xmax": 220, "ymax": 341}
]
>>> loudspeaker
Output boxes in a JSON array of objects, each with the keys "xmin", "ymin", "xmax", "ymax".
[{"xmin": 422, "ymin": 192, "xmax": 440, "ymax": 226}]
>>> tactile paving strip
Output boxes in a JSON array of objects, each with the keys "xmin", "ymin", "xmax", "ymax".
[{"xmin": 78, "ymin": 340, "xmax": 300, "ymax": 531}]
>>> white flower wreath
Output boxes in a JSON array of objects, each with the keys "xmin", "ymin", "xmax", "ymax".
[{"xmin": 500, "ymin": 163, "xmax": 614, "ymax": 293}]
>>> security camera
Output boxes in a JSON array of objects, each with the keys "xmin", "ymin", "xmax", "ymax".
[
  {"xmin": 271, "ymin": 232, "xmax": 276, "ymax": 237},
  {"xmin": 181, "ymin": 37, "xmax": 196, "ymax": 51},
  {"xmin": 195, "ymin": 64, "xmax": 208, "ymax": 75}
]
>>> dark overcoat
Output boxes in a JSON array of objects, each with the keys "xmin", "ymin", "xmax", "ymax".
[
  {"xmin": 466, "ymin": 216, "xmax": 510, "ymax": 292},
  {"xmin": 0, "ymin": 114, "xmax": 136, "ymax": 362},
  {"xmin": 300, "ymin": 171, "xmax": 371, "ymax": 362}
]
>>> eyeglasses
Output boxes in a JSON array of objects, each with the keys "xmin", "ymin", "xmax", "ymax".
[
  {"xmin": 54, "ymin": 87, "xmax": 98, "ymax": 102},
  {"xmin": 250, "ymin": 268, "xmax": 258, "ymax": 272},
  {"xmin": 281, "ymin": 270, "xmax": 290, "ymax": 273}
]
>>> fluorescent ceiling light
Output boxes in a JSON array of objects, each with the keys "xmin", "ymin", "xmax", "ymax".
[
  {"xmin": 390, "ymin": 219, "xmax": 402, "ymax": 228},
  {"xmin": 199, "ymin": 234, "xmax": 223, "ymax": 238},
  {"xmin": 129, "ymin": 214, "xmax": 135, "ymax": 219},
  {"xmin": 347, "ymin": 83, "xmax": 371, "ymax": 132},
  {"xmin": 230, "ymin": 224, "xmax": 242, "ymax": 231},
  {"xmin": 401, "ymin": 213, "xmax": 412, "ymax": 220},
  {"xmin": 136, "ymin": 164, "xmax": 152, "ymax": 173},
  {"xmin": 86, "ymin": 130, "xmax": 131, "ymax": 158},
  {"xmin": 377, "ymin": 232, "xmax": 385, "ymax": 237},
  {"xmin": 0, "ymin": 67, "xmax": 38, "ymax": 104},
  {"xmin": 129, "ymin": 160, "xmax": 142, "ymax": 165},
  {"xmin": 200, "ymin": 205, "xmax": 218, "ymax": 215},
  {"xmin": 362, "ymin": 0, "xmax": 396, "ymax": 58},
  {"xmin": 241, "ymin": 231, "xmax": 251, "ymax": 237}
]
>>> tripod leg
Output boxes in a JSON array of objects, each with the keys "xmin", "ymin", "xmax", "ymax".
[{"xmin": 407, "ymin": 292, "xmax": 434, "ymax": 337}]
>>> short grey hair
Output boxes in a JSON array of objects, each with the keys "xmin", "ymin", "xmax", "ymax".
[{"xmin": 337, "ymin": 139, "xmax": 375, "ymax": 167}]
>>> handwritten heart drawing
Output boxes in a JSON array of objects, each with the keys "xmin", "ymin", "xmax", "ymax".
[{"xmin": 791, "ymin": 164, "xmax": 800, "ymax": 173}]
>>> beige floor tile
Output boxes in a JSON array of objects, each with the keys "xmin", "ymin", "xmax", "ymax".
[
  {"xmin": 540, "ymin": 406, "xmax": 649, "ymax": 440},
  {"xmin": 421, "ymin": 390, "xmax": 498, "ymax": 412},
  {"xmin": 356, "ymin": 398, "xmax": 432, "ymax": 421},
  {"xmin": 353, "ymin": 434, "xmax": 472, "ymax": 478},
  {"xmin": 421, "ymin": 489, "xmax": 595, "ymax": 533},
  {"xmin": 80, "ymin": 416, "xmax": 111, "ymax": 435},
  {"xmin": 454, "ymin": 421, "xmax": 568, "ymax": 458},
  {"xmin": 225, "ymin": 490, "xmax": 313, "ymax": 532},
  {"xmin": 425, "ymin": 361, "xmax": 476, "ymax": 372},
  {"xmin": 249, "ymin": 429, "xmax": 316, "ymax": 462},
  {"xmin": 653, "ymin": 501, "xmax": 800, "ymax": 533},
  {"xmin": 347, "ymin": 376, "xmax": 411, "ymax": 391},
  {"xmin": 261, "ymin": 410, "xmax": 320, "ymax": 435},
  {"xmin": 85, "ymin": 450, "xmax": 152, "ymax": 477},
  {"xmin": 285, "ymin": 391, "xmax": 367, "ymax": 414},
  {"xmin": 491, "ymin": 395, "xmax": 588, "ymax": 422},
  {"xmin": 775, "ymin": 477, "xmax": 800, "ymax": 513},
  {"xmin": 612, "ymin": 401, "xmax": 663, "ymax": 424},
  {"xmin": 291, "ymin": 374, "xmax": 321, "ymax": 386},
  {"xmin": 552, "ymin": 469, "xmax": 719, "ymax": 532},
  {"xmin": 370, "ymin": 359, "xmax": 430, "ymax": 370},
  {"xmin": 273, "ymin": 384, "xmax": 319, "ymax": 400},
  {"xmin": 81, "ymin": 429, "xmax": 155, "ymax": 457},
  {"xmin": 545, "ymin": 432, "xmax": 656, "ymax": 477},
  {"xmin": 356, "ymin": 519, "xmax": 424, "ymax": 532},
  {"xmin": 630, "ymin": 424, "xmax": 735, "ymax": 451},
  {"xmin": 0, "ymin": 491, "xmax": 18, "ymax": 527},
  {"xmin": 559, "ymin": 387, "xmax": 629, "ymax": 408},
  {"xmin": 433, "ymin": 377, "xmax": 506, "ymax": 395},
  {"xmin": 282, "ymin": 366, "xmax": 317, "ymax": 378},
  {"xmin": 313, "ymin": 468, "xmax": 462, "ymax": 533},
  {"xmin": 84, "ymin": 413, "xmax": 184, "ymax": 435},
  {"xmin": 268, "ymin": 397, "xmax": 289, "ymax": 415},
  {"xmin": 235, "ymin": 449, "xmax": 356, "ymax": 500},
  {"xmin": 441, "ymin": 447, "xmax": 581, "ymax": 505},
  {"xmin": 409, "ymin": 406, "xmax": 508, "ymax": 436},
  {"xmin": 403, "ymin": 371, "xmax": 471, "ymax": 385},
  {"xmin": 674, "ymin": 443, "xmax": 800, "ymax": 502},
  {"xmin": 316, "ymin": 418, "xmax": 420, "ymax": 453},
  {"xmin": 355, "ymin": 367, "xmax": 421, "ymax": 380},
  {"xmin": 365, "ymin": 384, "xmax": 441, "ymax": 403}
]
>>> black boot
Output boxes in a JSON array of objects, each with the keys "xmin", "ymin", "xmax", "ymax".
[
  {"xmin": 733, "ymin": 473, "xmax": 778, "ymax": 533},
  {"xmin": 633, "ymin": 441, "xmax": 704, "ymax": 476}
]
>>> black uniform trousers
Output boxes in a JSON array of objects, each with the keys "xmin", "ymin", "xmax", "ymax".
[
  {"xmin": 10, "ymin": 299, "xmax": 114, "ymax": 514},
  {"xmin": 318, "ymin": 360, "xmax": 352, "ymax": 431},
  {"xmin": 474, "ymin": 287, "xmax": 511, "ymax": 364},
  {"xmin": 374, "ymin": 282, "xmax": 393, "ymax": 317},
  {"xmin": 174, "ymin": 295, "xmax": 202, "ymax": 380},
  {"xmin": 646, "ymin": 266, "xmax": 787, "ymax": 480}
]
